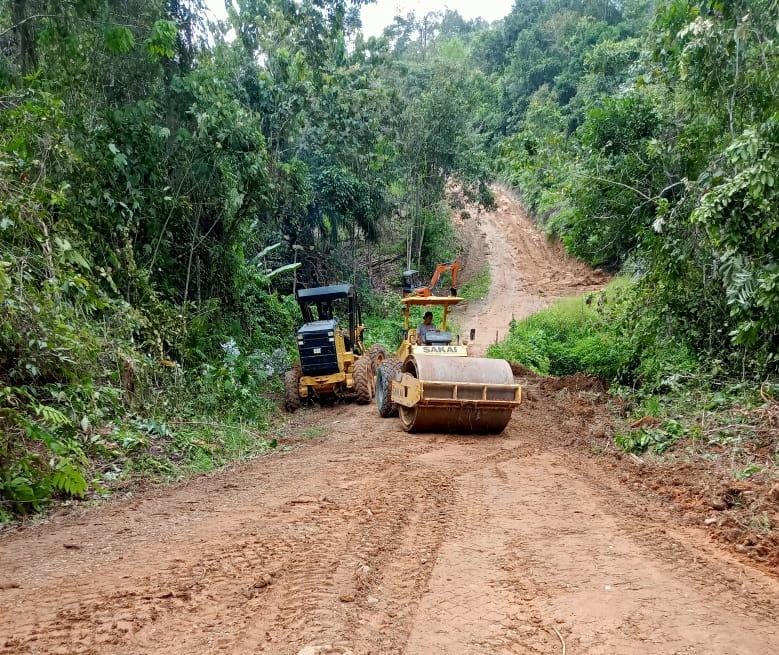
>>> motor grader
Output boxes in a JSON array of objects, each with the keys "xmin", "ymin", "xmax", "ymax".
[
  {"xmin": 283, "ymin": 284, "xmax": 385, "ymax": 412},
  {"xmin": 375, "ymin": 289, "xmax": 521, "ymax": 434}
]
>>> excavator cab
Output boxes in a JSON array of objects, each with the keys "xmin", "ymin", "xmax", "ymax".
[{"xmin": 402, "ymin": 270, "xmax": 421, "ymax": 297}]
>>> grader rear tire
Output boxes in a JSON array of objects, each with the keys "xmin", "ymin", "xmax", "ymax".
[
  {"xmin": 283, "ymin": 366, "xmax": 302, "ymax": 413},
  {"xmin": 367, "ymin": 343, "xmax": 387, "ymax": 369},
  {"xmin": 353, "ymin": 356, "xmax": 374, "ymax": 404},
  {"xmin": 376, "ymin": 358, "xmax": 401, "ymax": 418}
]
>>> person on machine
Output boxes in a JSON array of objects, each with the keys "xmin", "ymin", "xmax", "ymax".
[{"xmin": 417, "ymin": 311, "xmax": 437, "ymax": 344}]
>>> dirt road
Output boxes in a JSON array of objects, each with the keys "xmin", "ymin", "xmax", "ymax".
[
  {"xmin": 2, "ymin": 195, "xmax": 778, "ymax": 655},
  {"xmin": 454, "ymin": 187, "xmax": 606, "ymax": 355}
]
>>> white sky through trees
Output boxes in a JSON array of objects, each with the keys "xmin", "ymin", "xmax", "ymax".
[
  {"xmin": 204, "ymin": 1, "xmax": 515, "ymax": 36},
  {"xmin": 360, "ymin": 1, "xmax": 514, "ymax": 35}
]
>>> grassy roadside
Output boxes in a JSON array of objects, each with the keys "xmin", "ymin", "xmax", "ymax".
[{"xmin": 459, "ymin": 266, "xmax": 491, "ymax": 301}]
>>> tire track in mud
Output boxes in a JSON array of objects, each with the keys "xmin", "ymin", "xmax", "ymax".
[
  {"xmin": 3, "ymin": 404, "xmax": 778, "ymax": 655},
  {"xmin": 403, "ymin": 468, "xmax": 541, "ymax": 655}
]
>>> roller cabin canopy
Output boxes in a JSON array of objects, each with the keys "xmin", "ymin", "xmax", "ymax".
[
  {"xmin": 400, "ymin": 295, "xmax": 464, "ymax": 307},
  {"xmin": 401, "ymin": 294, "xmax": 464, "ymax": 332}
]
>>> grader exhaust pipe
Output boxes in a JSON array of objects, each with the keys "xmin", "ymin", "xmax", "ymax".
[{"xmin": 391, "ymin": 355, "xmax": 521, "ymax": 434}]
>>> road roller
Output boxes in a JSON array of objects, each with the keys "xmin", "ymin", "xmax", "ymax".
[{"xmin": 375, "ymin": 293, "xmax": 521, "ymax": 434}]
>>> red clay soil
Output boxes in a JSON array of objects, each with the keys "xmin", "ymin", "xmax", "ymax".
[
  {"xmin": 453, "ymin": 186, "xmax": 607, "ymax": 355},
  {"xmin": 1, "ymin": 382, "xmax": 778, "ymax": 654},
  {"xmin": 1, "ymin": 188, "xmax": 778, "ymax": 654}
]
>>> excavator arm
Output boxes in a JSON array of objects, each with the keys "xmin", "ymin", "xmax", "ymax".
[{"xmin": 408, "ymin": 261, "xmax": 461, "ymax": 297}]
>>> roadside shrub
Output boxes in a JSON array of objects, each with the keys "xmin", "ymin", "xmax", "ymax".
[
  {"xmin": 489, "ymin": 284, "xmax": 629, "ymax": 379},
  {"xmin": 615, "ymin": 419, "xmax": 690, "ymax": 455},
  {"xmin": 488, "ymin": 278, "xmax": 701, "ymax": 390}
]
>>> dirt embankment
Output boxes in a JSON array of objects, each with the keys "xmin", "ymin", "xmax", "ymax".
[
  {"xmin": 452, "ymin": 186, "xmax": 607, "ymax": 355},
  {"xmin": 1, "ymin": 188, "xmax": 778, "ymax": 655},
  {"xmin": 455, "ymin": 188, "xmax": 779, "ymax": 572}
]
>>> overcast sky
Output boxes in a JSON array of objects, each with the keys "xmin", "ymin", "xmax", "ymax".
[
  {"xmin": 204, "ymin": 1, "xmax": 515, "ymax": 36},
  {"xmin": 360, "ymin": 1, "xmax": 514, "ymax": 35}
]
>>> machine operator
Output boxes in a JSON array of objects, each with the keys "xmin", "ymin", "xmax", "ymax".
[{"xmin": 416, "ymin": 311, "xmax": 436, "ymax": 344}]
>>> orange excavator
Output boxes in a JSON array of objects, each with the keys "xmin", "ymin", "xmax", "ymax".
[{"xmin": 402, "ymin": 261, "xmax": 461, "ymax": 298}]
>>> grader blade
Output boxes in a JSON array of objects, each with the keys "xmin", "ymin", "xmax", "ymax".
[{"xmin": 391, "ymin": 355, "xmax": 521, "ymax": 434}]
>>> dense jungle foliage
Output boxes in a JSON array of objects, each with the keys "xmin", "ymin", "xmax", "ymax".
[
  {"xmin": 1, "ymin": 0, "xmax": 777, "ymax": 517},
  {"xmin": 478, "ymin": 0, "xmax": 778, "ymax": 467},
  {"xmin": 0, "ymin": 0, "xmax": 493, "ymax": 517},
  {"xmin": 486, "ymin": 0, "xmax": 779, "ymax": 381}
]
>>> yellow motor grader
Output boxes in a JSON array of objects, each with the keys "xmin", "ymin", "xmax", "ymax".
[
  {"xmin": 375, "ymin": 290, "xmax": 521, "ymax": 434},
  {"xmin": 283, "ymin": 284, "xmax": 385, "ymax": 411}
]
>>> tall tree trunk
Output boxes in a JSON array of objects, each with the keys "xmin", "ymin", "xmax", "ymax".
[{"xmin": 12, "ymin": 0, "xmax": 38, "ymax": 74}]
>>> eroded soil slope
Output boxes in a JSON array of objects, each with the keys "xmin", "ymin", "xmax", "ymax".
[{"xmin": 453, "ymin": 186, "xmax": 607, "ymax": 355}]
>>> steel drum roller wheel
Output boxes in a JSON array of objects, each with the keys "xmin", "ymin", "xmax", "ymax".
[{"xmin": 398, "ymin": 355, "xmax": 515, "ymax": 434}]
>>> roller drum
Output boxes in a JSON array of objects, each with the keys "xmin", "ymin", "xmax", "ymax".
[
  {"xmin": 399, "ymin": 404, "xmax": 513, "ymax": 434},
  {"xmin": 398, "ymin": 355, "xmax": 518, "ymax": 434}
]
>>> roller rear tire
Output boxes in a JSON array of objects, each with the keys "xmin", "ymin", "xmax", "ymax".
[{"xmin": 376, "ymin": 358, "xmax": 401, "ymax": 417}]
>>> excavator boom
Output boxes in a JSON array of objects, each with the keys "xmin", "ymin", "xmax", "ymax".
[{"xmin": 404, "ymin": 261, "xmax": 461, "ymax": 297}]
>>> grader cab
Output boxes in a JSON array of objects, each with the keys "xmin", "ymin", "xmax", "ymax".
[{"xmin": 375, "ymin": 292, "xmax": 521, "ymax": 434}]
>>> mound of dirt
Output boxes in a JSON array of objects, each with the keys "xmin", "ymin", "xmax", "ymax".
[
  {"xmin": 509, "ymin": 362, "xmax": 540, "ymax": 378},
  {"xmin": 618, "ymin": 460, "xmax": 779, "ymax": 571},
  {"xmin": 517, "ymin": 373, "xmax": 779, "ymax": 573},
  {"xmin": 539, "ymin": 373, "xmax": 608, "ymax": 394},
  {"xmin": 511, "ymin": 366, "xmax": 608, "ymax": 397}
]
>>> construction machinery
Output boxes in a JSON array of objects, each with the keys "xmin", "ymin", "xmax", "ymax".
[
  {"xmin": 402, "ymin": 261, "xmax": 461, "ymax": 297},
  {"xmin": 283, "ymin": 284, "xmax": 385, "ymax": 411},
  {"xmin": 375, "ymin": 284, "xmax": 521, "ymax": 434}
]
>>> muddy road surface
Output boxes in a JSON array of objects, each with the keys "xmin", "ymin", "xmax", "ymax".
[
  {"xmin": 2, "ymin": 392, "xmax": 778, "ymax": 655},
  {"xmin": 2, "ymin": 193, "xmax": 778, "ymax": 655}
]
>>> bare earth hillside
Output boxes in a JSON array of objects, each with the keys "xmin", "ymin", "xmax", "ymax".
[{"xmin": 454, "ymin": 187, "xmax": 607, "ymax": 355}]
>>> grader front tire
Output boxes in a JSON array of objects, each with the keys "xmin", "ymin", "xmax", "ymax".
[
  {"xmin": 367, "ymin": 343, "xmax": 387, "ymax": 369},
  {"xmin": 283, "ymin": 366, "xmax": 302, "ymax": 413},
  {"xmin": 376, "ymin": 358, "xmax": 401, "ymax": 418}
]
